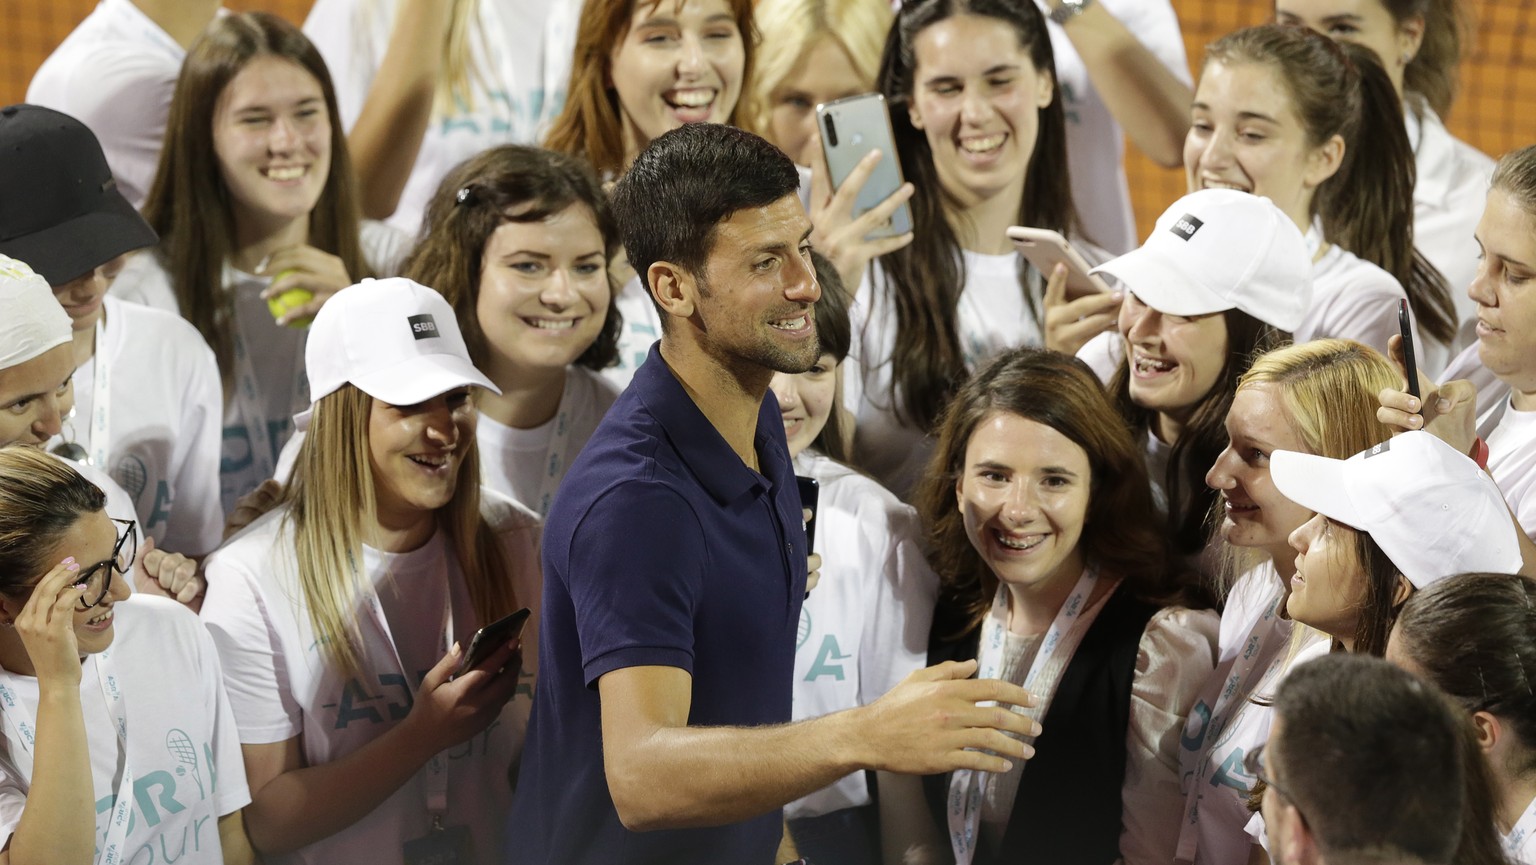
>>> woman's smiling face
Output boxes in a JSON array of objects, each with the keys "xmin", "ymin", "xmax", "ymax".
[{"xmin": 609, "ymin": 0, "xmax": 745, "ymax": 154}]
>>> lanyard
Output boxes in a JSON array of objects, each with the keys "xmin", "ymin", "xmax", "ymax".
[
  {"xmin": 87, "ymin": 315, "xmax": 113, "ymax": 470},
  {"xmin": 1505, "ymin": 794, "xmax": 1536, "ymax": 860},
  {"xmin": 948, "ymin": 567, "xmax": 1105, "ymax": 865},
  {"xmin": 1174, "ymin": 580, "xmax": 1289, "ymax": 862},
  {"xmin": 362, "ymin": 563, "xmax": 455, "ymax": 819},
  {"xmin": 532, "ymin": 372, "xmax": 576, "ymax": 519},
  {"xmin": 0, "ymin": 650, "xmax": 135, "ymax": 864}
]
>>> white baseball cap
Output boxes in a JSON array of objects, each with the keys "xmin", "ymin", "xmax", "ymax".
[
  {"xmin": 0, "ymin": 254, "xmax": 72, "ymax": 371},
  {"xmin": 298, "ymin": 277, "xmax": 499, "ymax": 428},
  {"xmin": 1271, "ymin": 431, "xmax": 1524, "ymax": 588},
  {"xmin": 1091, "ymin": 189, "xmax": 1312, "ymax": 332}
]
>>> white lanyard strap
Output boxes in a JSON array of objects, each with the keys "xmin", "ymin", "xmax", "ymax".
[
  {"xmin": 1505, "ymin": 794, "xmax": 1536, "ymax": 858},
  {"xmin": 947, "ymin": 567, "xmax": 1105, "ymax": 865},
  {"xmin": 364, "ymin": 576, "xmax": 455, "ymax": 818},
  {"xmin": 1174, "ymin": 588, "xmax": 1288, "ymax": 861},
  {"xmin": 533, "ymin": 373, "xmax": 576, "ymax": 519},
  {"xmin": 88, "ymin": 316, "xmax": 113, "ymax": 470},
  {"xmin": 0, "ymin": 651, "xmax": 134, "ymax": 865}
]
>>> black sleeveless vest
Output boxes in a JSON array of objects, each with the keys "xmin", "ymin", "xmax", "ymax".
[{"xmin": 923, "ymin": 585, "xmax": 1159, "ymax": 865}]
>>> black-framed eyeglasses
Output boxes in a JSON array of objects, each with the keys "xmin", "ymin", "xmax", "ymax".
[
  {"xmin": 1244, "ymin": 743, "xmax": 1311, "ymax": 828},
  {"xmin": 72, "ymin": 519, "xmax": 135, "ymax": 610}
]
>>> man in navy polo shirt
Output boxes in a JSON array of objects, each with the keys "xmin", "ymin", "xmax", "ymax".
[{"xmin": 506, "ymin": 124, "xmax": 1039, "ymax": 865}]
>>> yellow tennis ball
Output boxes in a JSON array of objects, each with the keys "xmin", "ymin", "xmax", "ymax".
[{"xmin": 266, "ymin": 276, "xmax": 313, "ymax": 329}]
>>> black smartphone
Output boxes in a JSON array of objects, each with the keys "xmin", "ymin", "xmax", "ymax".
[
  {"xmin": 1398, "ymin": 299, "xmax": 1420, "ymax": 400},
  {"xmin": 453, "ymin": 607, "xmax": 531, "ymax": 679},
  {"xmin": 796, "ymin": 476, "xmax": 819, "ymax": 552}
]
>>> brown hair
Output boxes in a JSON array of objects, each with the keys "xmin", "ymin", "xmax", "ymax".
[
  {"xmin": 1395, "ymin": 573, "xmax": 1536, "ymax": 777},
  {"xmin": 915, "ymin": 348, "xmax": 1174, "ymax": 637},
  {"xmin": 1387, "ymin": 0, "xmax": 1466, "ymax": 117},
  {"xmin": 1111, "ymin": 310, "xmax": 1288, "ymax": 561},
  {"xmin": 873, "ymin": 0, "xmax": 1075, "ymax": 433},
  {"xmin": 543, "ymin": 0, "xmax": 760, "ymax": 177},
  {"xmin": 1204, "ymin": 25, "xmax": 1457, "ymax": 346},
  {"xmin": 806, "ymin": 249, "xmax": 853, "ymax": 463},
  {"xmin": 0, "ymin": 448, "xmax": 105, "ymax": 592},
  {"xmin": 403, "ymin": 145, "xmax": 621, "ymax": 372},
  {"xmin": 142, "ymin": 12, "xmax": 372, "ymax": 375}
]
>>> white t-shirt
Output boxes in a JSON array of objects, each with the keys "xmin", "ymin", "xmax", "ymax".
[
  {"xmin": 200, "ymin": 492, "xmax": 541, "ymax": 865},
  {"xmin": 785, "ymin": 451, "xmax": 938, "ymax": 819},
  {"xmin": 0, "ymin": 595, "xmax": 251, "ymax": 864},
  {"xmin": 1505, "ymin": 795, "xmax": 1536, "ymax": 865},
  {"xmin": 25, "ymin": 0, "xmax": 201, "ymax": 209},
  {"xmin": 1035, "ymin": 0, "xmax": 1191, "ymax": 254},
  {"xmin": 1481, "ymin": 399, "xmax": 1536, "ymax": 541},
  {"xmin": 1175, "ymin": 563, "xmax": 1292, "ymax": 864},
  {"xmin": 1408, "ymin": 99, "xmax": 1494, "ymax": 354},
  {"xmin": 601, "ymin": 274, "xmax": 661, "ymax": 392},
  {"xmin": 1294, "ymin": 234, "xmax": 1439, "ymax": 375},
  {"xmin": 46, "ymin": 297, "xmax": 224, "ymax": 555},
  {"xmin": 109, "ymin": 222, "xmax": 410, "ymax": 513},
  {"xmin": 850, "ymin": 250, "xmax": 1042, "ymax": 499},
  {"xmin": 304, "ymin": 0, "xmax": 577, "ymax": 234},
  {"xmin": 475, "ymin": 366, "xmax": 619, "ymax": 515}
]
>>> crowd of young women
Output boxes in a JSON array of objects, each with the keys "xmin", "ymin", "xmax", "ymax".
[{"xmin": 5, "ymin": 0, "xmax": 1535, "ymax": 862}]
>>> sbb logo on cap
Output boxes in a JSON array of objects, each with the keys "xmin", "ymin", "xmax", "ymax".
[
  {"xmin": 1169, "ymin": 214, "xmax": 1204, "ymax": 242},
  {"xmin": 409, "ymin": 314, "xmax": 440, "ymax": 340}
]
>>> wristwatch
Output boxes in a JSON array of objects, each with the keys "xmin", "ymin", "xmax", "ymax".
[{"xmin": 1049, "ymin": 0, "xmax": 1094, "ymax": 24}]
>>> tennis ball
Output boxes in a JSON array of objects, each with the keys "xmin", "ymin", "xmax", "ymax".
[{"xmin": 265, "ymin": 274, "xmax": 313, "ymax": 329}]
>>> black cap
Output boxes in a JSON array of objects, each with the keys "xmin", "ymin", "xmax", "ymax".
[{"xmin": 0, "ymin": 104, "xmax": 158, "ymax": 286}]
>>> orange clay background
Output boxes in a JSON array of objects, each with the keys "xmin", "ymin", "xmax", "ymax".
[{"xmin": 4, "ymin": 0, "xmax": 1532, "ymax": 239}]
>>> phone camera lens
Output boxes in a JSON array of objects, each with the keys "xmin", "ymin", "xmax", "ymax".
[{"xmin": 823, "ymin": 114, "xmax": 839, "ymax": 147}]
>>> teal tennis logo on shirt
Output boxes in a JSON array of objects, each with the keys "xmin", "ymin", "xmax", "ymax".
[
  {"xmin": 1170, "ymin": 214, "xmax": 1204, "ymax": 241},
  {"xmin": 408, "ymin": 314, "xmax": 440, "ymax": 340}
]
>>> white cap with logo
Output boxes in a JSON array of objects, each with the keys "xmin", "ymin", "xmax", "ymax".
[
  {"xmin": 297, "ymin": 277, "xmax": 499, "ymax": 428},
  {"xmin": 0, "ymin": 254, "xmax": 72, "ymax": 371},
  {"xmin": 1271, "ymin": 430, "xmax": 1524, "ymax": 588},
  {"xmin": 1091, "ymin": 188, "xmax": 1312, "ymax": 332}
]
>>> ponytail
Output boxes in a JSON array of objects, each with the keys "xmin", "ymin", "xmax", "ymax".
[
  {"xmin": 1205, "ymin": 25, "xmax": 1456, "ymax": 346},
  {"xmin": 1321, "ymin": 41, "xmax": 1456, "ymax": 345}
]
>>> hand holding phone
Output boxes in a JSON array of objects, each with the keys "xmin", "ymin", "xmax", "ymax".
[
  {"xmin": 1007, "ymin": 227, "xmax": 1111, "ymax": 300},
  {"xmin": 453, "ymin": 607, "xmax": 530, "ymax": 679},
  {"xmin": 817, "ymin": 93, "xmax": 913, "ymax": 240}
]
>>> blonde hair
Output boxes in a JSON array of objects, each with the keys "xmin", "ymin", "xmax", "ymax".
[
  {"xmin": 284, "ymin": 384, "xmax": 516, "ymax": 678},
  {"xmin": 1217, "ymin": 339, "xmax": 1401, "ymax": 591},
  {"xmin": 748, "ymin": 0, "xmax": 893, "ymax": 135}
]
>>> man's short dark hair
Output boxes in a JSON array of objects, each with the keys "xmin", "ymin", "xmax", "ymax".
[
  {"xmin": 1272, "ymin": 654, "xmax": 1465, "ymax": 865},
  {"xmin": 609, "ymin": 123, "xmax": 800, "ymax": 300}
]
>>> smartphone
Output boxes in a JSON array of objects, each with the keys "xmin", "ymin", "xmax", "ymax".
[
  {"xmin": 1007, "ymin": 226, "xmax": 1112, "ymax": 300},
  {"xmin": 796, "ymin": 476, "xmax": 820, "ymax": 552},
  {"xmin": 1398, "ymin": 298, "xmax": 1420, "ymax": 400},
  {"xmin": 453, "ymin": 607, "xmax": 531, "ymax": 679},
  {"xmin": 817, "ymin": 93, "xmax": 912, "ymax": 239}
]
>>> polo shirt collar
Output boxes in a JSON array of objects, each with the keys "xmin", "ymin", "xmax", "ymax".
[{"xmin": 632, "ymin": 343, "xmax": 791, "ymax": 505}]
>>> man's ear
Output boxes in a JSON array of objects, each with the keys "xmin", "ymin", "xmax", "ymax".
[{"xmin": 648, "ymin": 260, "xmax": 698, "ymax": 321}]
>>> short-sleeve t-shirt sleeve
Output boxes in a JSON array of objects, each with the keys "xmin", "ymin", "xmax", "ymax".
[{"xmin": 569, "ymin": 481, "xmax": 707, "ymax": 687}]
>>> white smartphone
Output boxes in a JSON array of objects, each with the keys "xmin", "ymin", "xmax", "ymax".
[
  {"xmin": 1007, "ymin": 226, "xmax": 1112, "ymax": 300},
  {"xmin": 816, "ymin": 93, "xmax": 912, "ymax": 239}
]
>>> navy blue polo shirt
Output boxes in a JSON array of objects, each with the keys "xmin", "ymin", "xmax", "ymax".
[{"xmin": 505, "ymin": 344, "xmax": 808, "ymax": 865}]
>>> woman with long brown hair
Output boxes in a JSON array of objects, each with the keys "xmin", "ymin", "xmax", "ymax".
[
  {"xmin": 851, "ymin": 0, "xmax": 1085, "ymax": 499},
  {"xmin": 110, "ymin": 12, "xmax": 409, "ymax": 514},
  {"xmin": 914, "ymin": 347, "xmax": 1216, "ymax": 864}
]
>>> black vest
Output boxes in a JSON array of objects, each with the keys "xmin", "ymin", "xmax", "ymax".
[{"xmin": 923, "ymin": 585, "xmax": 1159, "ymax": 865}]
